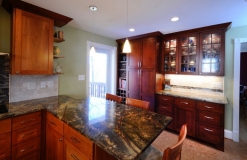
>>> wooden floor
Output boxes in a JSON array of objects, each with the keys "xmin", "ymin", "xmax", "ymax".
[{"xmin": 240, "ymin": 104, "xmax": 247, "ymax": 143}]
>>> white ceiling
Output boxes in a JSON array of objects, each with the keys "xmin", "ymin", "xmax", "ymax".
[{"xmin": 6, "ymin": 0, "xmax": 247, "ymax": 39}]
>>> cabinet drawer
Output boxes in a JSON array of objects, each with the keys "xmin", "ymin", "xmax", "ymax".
[
  {"xmin": 12, "ymin": 112, "xmax": 41, "ymax": 131},
  {"xmin": 197, "ymin": 110, "xmax": 223, "ymax": 126},
  {"xmin": 46, "ymin": 112, "xmax": 63, "ymax": 135},
  {"xmin": 0, "ymin": 133, "xmax": 11, "ymax": 160},
  {"xmin": 157, "ymin": 103, "xmax": 173, "ymax": 114},
  {"xmin": 19, "ymin": 151, "xmax": 40, "ymax": 160},
  {"xmin": 64, "ymin": 139, "xmax": 91, "ymax": 160},
  {"xmin": 196, "ymin": 122, "xmax": 223, "ymax": 145},
  {"xmin": 197, "ymin": 101, "xmax": 224, "ymax": 114},
  {"xmin": 175, "ymin": 97, "xmax": 195, "ymax": 108},
  {"xmin": 0, "ymin": 119, "xmax": 11, "ymax": 135},
  {"xmin": 64, "ymin": 124, "xmax": 93, "ymax": 159},
  {"xmin": 12, "ymin": 136, "xmax": 40, "ymax": 160},
  {"xmin": 12, "ymin": 124, "xmax": 41, "ymax": 145},
  {"xmin": 156, "ymin": 95, "xmax": 174, "ymax": 104}
]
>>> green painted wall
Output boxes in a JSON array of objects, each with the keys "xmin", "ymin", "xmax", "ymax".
[
  {"xmin": 225, "ymin": 25, "xmax": 247, "ymax": 130},
  {"xmin": 0, "ymin": 6, "xmax": 11, "ymax": 53},
  {"xmin": 54, "ymin": 26, "xmax": 116, "ymax": 99}
]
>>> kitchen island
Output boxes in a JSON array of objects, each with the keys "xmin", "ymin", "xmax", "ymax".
[{"xmin": 0, "ymin": 95, "xmax": 172, "ymax": 160}]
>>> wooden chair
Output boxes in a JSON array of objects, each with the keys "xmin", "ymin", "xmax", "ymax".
[
  {"xmin": 138, "ymin": 124, "xmax": 187, "ymax": 160},
  {"xmin": 105, "ymin": 93, "xmax": 122, "ymax": 103},
  {"xmin": 126, "ymin": 98, "xmax": 149, "ymax": 110}
]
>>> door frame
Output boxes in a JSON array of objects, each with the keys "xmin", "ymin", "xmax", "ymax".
[
  {"xmin": 233, "ymin": 38, "xmax": 247, "ymax": 142},
  {"xmin": 86, "ymin": 41, "xmax": 117, "ymax": 97}
]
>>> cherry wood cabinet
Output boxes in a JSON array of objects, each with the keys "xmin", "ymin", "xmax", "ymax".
[
  {"xmin": 11, "ymin": 8, "xmax": 54, "ymax": 75},
  {"xmin": 162, "ymin": 22, "xmax": 231, "ymax": 76},
  {"xmin": 156, "ymin": 94, "xmax": 225, "ymax": 151},
  {"xmin": 0, "ymin": 132, "xmax": 11, "ymax": 160}
]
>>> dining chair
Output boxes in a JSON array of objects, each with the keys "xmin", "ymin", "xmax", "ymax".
[
  {"xmin": 126, "ymin": 98, "xmax": 150, "ymax": 110},
  {"xmin": 105, "ymin": 93, "xmax": 122, "ymax": 103},
  {"xmin": 138, "ymin": 124, "xmax": 187, "ymax": 160}
]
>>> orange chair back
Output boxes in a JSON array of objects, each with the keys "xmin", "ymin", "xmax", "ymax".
[
  {"xmin": 126, "ymin": 98, "xmax": 149, "ymax": 110},
  {"xmin": 106, "ymin": 93, "xmax": 122, "ymax": 103}
]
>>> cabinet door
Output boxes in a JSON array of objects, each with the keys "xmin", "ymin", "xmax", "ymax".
[
  {"xmin": 141, "ymin": 38, "xmax": 156, "ymax": 68},
  {"xmin": 46, "ymin": 124, "xmax": 64, "ymax": 160},
  {"xmin": 11, "ymin": 8, "xmax": 53, "ymax": 75},
  {"xmin": 140, "ymin": 69, "xmax": 155, "ymax": 111},
  {"xmin": 126, "ymin": 69, "xmax": 140, "ymax": 99},
  {"xmin": 127, "ymin": 40, "xmax": 141, "ymax": 68},
  {"xmin": 163, "ymin": 38, "xmax": 178, "ymax": 74},
  {"xmin": 199, "ymin": 30, "xmax": 224, "ymax": 76},
  {"xmin": 174, "ymin": 105, "xmax": 195, "ymax": 137}
]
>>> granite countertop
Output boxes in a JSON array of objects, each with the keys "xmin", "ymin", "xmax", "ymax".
[
  {"xmin": 0, "ymin": 95, "xmax": 172, "ymax": 160},
  {"xmin": 156, "ymin": 90, "xmax": 228, "ymax": 104}
]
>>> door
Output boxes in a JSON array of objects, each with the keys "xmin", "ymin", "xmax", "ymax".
[{"xmin": 141, "ymin": 38, "xmax": 156, "ymax": 68}]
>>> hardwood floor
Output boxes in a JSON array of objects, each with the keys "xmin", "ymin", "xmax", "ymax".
[{"xmin": 152, "ymin": 130, "xmax": 247, "ymax": 160}]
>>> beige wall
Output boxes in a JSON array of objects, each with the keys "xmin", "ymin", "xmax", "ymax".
[{"xmin": 224, "ymin": 24, "xmax": 247, "ymax": 130}]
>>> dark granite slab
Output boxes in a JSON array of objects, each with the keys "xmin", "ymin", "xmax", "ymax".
[{"xmin": 0, "ymin": 95, "xmax": 172, "ymax": 160}]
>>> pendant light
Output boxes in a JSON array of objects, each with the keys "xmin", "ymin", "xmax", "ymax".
[
  {"xmin": 89, "ymin": 5, "xmax": 97, "ymax": 55},
  {"xmin": 123, "ymin": 0, "xmax": 131, "ymax": 53}
]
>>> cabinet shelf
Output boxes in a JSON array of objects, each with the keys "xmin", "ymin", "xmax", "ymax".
[{"xmin": 54, "ymin": 38, "xmax": 65, "ymax": 43}]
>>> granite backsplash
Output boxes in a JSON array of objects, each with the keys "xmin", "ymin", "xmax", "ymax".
[{"xmin": 0, "ymin": 55, "xmax": 9, "ymax": 105}]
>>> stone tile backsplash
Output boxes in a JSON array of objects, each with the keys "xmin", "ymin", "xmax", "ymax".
[
  {"xmin": 10, "ymin": 75, "xmax": 58, "ymax": 102},
  {"xmin": 0, "ymin": 55, "xmax": 9, "ymax": 105}
]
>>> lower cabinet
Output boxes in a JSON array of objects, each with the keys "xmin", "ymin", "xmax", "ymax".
[{"xmin": 156, "ymin": 94, "xmax": 225, "ymax": 151}]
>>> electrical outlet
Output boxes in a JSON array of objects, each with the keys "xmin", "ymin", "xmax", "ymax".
[
  {"xmin": 41, "ymin": 81, "xmax": 46, "ymax": 89},
  {"xmin": 28, "ymin": 82, "xmax": 36, "ymax": 90},
  {"xmin": 78, "ymin": 75, "xmax": 85, "ymax": 81},
  {"xmin": 212, "ymin": 82, "xmax": 222, "ymax": 89}
]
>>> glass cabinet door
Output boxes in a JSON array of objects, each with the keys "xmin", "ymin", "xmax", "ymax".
[
  {"xmin": 179, "ymin": 35, "xmax": 198, "ymax": 74},
  {"xmin": 200, "ymin": 31, "xmax": 223, "ymax": 75},
  {"xmin": 163, "ymin": 39, "xmax": 178, "ymax": 74}
]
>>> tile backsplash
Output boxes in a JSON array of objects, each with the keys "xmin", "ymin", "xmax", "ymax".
[
  {"xmin": 10, "ymin": 75, "xmax": 58, "ymax": 102},
  {"xmin": 0, "ymin": 55, "xmax": 9, "ymax": 105},
  {"xmin": 165, "ymin": 74, "xmax": 224, "ymax": 96}
]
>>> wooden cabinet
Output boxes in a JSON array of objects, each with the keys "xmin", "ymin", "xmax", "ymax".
[
  {"xmin": 196, "ymin": 101, "xmax": 225, "ymax": 151},
  {"xmin": 11, "ymin": 111, "xmax": 41, "ymax": 159},
  {"xmin": 0, "ymin": 118, "xmax": 11, "ymax": 160},
  {"xmin": 156, "ymin": 94, "xmax": 225, "ymax": 151},
  {"xmin": 162, "ymin": 22, "xmax": 231, "ymax": 76},
  {"xmin": 117, "ymin": 33, "xmax": 162, "ymax": 111},
  {"xmin": 46, "ymin": 112, "xmax": 64, "ymax": 160},
  {"xmin": 11, "ymin": 8, "xmax": 54, "ymax": 75}
]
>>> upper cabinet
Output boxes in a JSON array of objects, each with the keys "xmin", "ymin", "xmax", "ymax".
[
  {"xmin": 162, "ymin": 22, "xmax": 231, "ymax": 76},
  {"xmin": 11, "ymin": 8, "xmax": 54, "ymax": 75}
]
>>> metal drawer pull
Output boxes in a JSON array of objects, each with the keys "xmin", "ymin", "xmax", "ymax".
[
  {"xmin": 162, "ymin": 98, "xmax": 168, "ymax": 101},
  {"xmin": 181, "ymin": 102, "xmax": 188, "ymax": 104},
  {"xmin": 70, "ymin": 136, "xmax": 80, "ymax": 143},
  {"xmin": 162, "ymin": 106, "xmax": 167, "ymax": 108},
  {"xmin": 205, "ymin": 106, "xmax": 213, "ymax": 109},
  {"xmin": 59, "ymin": 138, "xmax": 63, "ymax": 141},
  {"xmin": 50, "ymin": 121, "xmax": 56, "ymax": 125},
  {"xmin": 21, "ymin": 131, "xmax": 35, "ymax": 138},
  {"xmin": 20, "ymin": 145, "xmax": 34, "ymax": 153},
  {"xmin": 204, "ymin": 116, "xmax": 214, "ymax": 119},
  {"xmin": 71, "ymin": 154, "xmax": 80, "ymax": 160},
  {"xmin": 204, "ymin": 128, "xmax": 213, "ymax": 132},
  {"xmin": 21, "ymin": 119, "xmax": 35, "ymax": 124}
]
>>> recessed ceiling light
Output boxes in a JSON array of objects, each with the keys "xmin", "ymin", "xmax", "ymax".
[
  {"xmin": 171, "ymin": 17, "xmax": 179, "ymax": 22},
  {"xmin": 129, "ymin": 28, "xmax": 135, "ymax": 32},
  {"xmin": 89, "ymin": 6, "xmax": 97, "ymax": 11}
]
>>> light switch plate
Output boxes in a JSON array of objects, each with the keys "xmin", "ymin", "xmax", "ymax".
[{"xmin": 78, "ymin": 75, "xmax": 85, "ymax": 81}]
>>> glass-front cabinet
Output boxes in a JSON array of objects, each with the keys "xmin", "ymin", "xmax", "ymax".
[
  {"xmin": 179, "ymin": 34, "xmax": 199, "ymax": 74},
  {"xmin": 163, "ymin": 38, "xmax": 178, "ymax": 74},
  {"xmin": 199, "ymin": 30, "xmax": 224, "ymax": 76}
]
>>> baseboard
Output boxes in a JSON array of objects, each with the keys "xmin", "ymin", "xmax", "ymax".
[{"xmin": 224, "ymin": 129, "xmax": 233, "ymax": 140}]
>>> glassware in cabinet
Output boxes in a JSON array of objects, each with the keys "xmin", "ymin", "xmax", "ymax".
[{"xmin": 163, "ymin": 38, "xmax": 178, "ymax": 74}]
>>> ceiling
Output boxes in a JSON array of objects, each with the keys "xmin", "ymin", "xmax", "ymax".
[{"xmin": 3, "ymin": 0, "xmax": 247, "ymax": 39}]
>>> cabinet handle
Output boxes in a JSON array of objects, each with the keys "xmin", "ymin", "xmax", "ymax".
[
  {"xmin": 50, "ymin": 121, "xmax": 56, "ymax": 125},
  {"xmin": 181, "ymin": 102, "xmax": 188, "ymax": 104},
  {"xmin": 204, "ymin": 128, "xmax": 213, "ymax": 132},
  {"xmin": 70, "ymin": 136, "xmax": 80, "ymax": 143},
  {"xmin": 176, "ymin": 72, "xmax": 178, "ymax": 74},
  {"xmin": 20, "ymin": 145, "xmax": 34, "ymax": 153},
  {"xmin": 204, "ymin": 116, "xmax": 214, "ymax": 120},
  {"xmin": 21, "ymin": 131, "xmax": 35, "ymax": 138},
  {"xmin": 140, "ymin": 62, "xmax": 142, "ymax": 67},
  {"xmin": 137, "ymin": 70, "xmax": 139, "ymax": 77},
  {"xmin": 199, "ymin": 73, "xmax": 201, "ymax": 75},
  {"xmin": 21, "ymin": 118, "xmax": 35, "ymax": 124},
  {"xmin": 161, "ymin": 106, "xmax": 167, "ymax": 108},
  {"xmin": 162, "ymin": 98, "xmax": 168, "ymax": 101},
  {"xmin": 138, "ymin": 62, "xmax": 140, "ymax": 67},
  {"xmin": 16, "ymin": 71, "xmax": 19, "ymax": 74},
  {"xmin": 204, "ymin": 106, "xmax": 213, "ymax": 109},
  {"xmin": 71, "ymin": 154, "xmax": 80, "ymax": 160},
  {"xmin": 59, "ymin": 138, "xmax": 63, "ymax": 141}
]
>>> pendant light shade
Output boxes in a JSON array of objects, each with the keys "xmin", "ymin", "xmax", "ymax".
[
  {"xmin": 89, "ymin": 5, "xmax": 97, "ymax": 55},
  {"xmin": 123, "ymin": 39, "xmax": 131, "ymax": 53},
  {"xmin": 90, "ymin": 46, "xmax": 96, "ymax": 55}
]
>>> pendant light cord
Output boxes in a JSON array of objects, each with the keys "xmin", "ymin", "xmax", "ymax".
[{"xmin": 127, "ymin": 0, "xmax": 129, "ymax": 38}]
